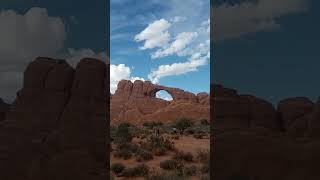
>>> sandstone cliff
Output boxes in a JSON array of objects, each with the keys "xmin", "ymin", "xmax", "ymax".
[
  {"xmin": 0, "ymin": 57, "xmax": 108, "ymax": 180},
  {"xmin": 110, "ymin": 80, "xmax": 210, "ymax": 125},
  {"xmin": 212, "ymin": 84, "xmax": 320, "ymax": 180}
]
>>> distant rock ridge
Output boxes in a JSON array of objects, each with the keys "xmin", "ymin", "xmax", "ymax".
[
  {"xmin": 0, "ymin": 57, "xmax": 108, "ymax": 180},
  {"xmin": 212, "ymin": 84, "xmax": 320, "ymax": 137},
  {"xmin": 212, "ymin": 84, "xmax": 320, "ymax": 180},
  {"xmin": 110, "ymin": 79, "xmax": 210, "ymax": 125}
]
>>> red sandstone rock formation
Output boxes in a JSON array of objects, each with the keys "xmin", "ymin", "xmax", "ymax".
[
  {"xmin": 0, "ymin": 57, "xmax": 108, "ymax": 180},
  {"xmin": 212, "ymin": 84, "xmax": 320, "ymax": 180},
  {"xmin": 110, "ymin": 80, "xmax": 210, "ymax": 125}
]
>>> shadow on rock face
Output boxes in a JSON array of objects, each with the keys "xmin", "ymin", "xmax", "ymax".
[{"xmin": 0, "ymin": 57, "xmax": 109, "ymax": 180}]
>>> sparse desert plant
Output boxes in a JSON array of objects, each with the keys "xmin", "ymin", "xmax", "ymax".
[
  {"xmin": 111, "ymin": 163, "xmax": 125, "ymax": 174},
  {"xmin": 159, "ymin": 159, "xmax": 181, "ymax": 170},
  {"xmin": 146, "ymin": 170, "xmax": 188, "ymax": 180},
  {"xmin": 197, "ymin": 150, "xmax": 210, "ymax": 163},
  {"xmin": 200, "ymin": 160, "xmax": 210, "ymax": 174},
  {"xmin": 174, "ymin": 151, "xmax": 194, "ymax": 162},
  {"xmin": 118, "ymin": 142, "xmax": 139, "ymax": 153},
  {"xmin": 183, "ymin": 165, "xmax": 197, "ymax": 176},
  {"xmin": 121, "ymin": 164, "xmax": 149, "ymax": 177},
  {"xmin": 200, "ymin": 119, "xmax": 210, "ymax": 126},
  {"xmin": 141, "ymin": 134, "xmax": 174, "ymax": 154},
  {"xmin": 154, "ymin": 146, "xmax": 167, "ymax": 156},
  {"xmin": 172, "ymin": 118, "xmax": 194, "ymax": 132},
  {"xmin": 200, "ymin": 174, "xmax": 210, "ymax": 180},
  {"xmin": 114, "ymin": 148, "xmax": 132, "ymax": 160},
  {"xmin": 113, "ymin": 123, "xmax": 133, "ymax": 144},
  {"xmin": 135, "ymin": 149, "xmax": 153, "ymax": 161}
]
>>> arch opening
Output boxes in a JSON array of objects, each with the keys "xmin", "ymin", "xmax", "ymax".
[{"xmin": 155, "ymin": 90, "xmax": 173, "ymax": 101}]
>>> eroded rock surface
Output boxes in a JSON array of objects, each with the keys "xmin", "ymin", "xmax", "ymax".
[
  {"xmin": 111, "ymin": 80, "xmax": 210, "ymax": 125},
  {"xmin": 0, "ymin": 57, "xmax": 108, "ymax": 180},
  {"xmin": 212, "ymin": 84, "xmax": 320, "ymax": 180}
]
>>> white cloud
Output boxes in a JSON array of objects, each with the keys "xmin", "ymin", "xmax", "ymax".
[
  {"xmin": 151, "ymin": 31, "xmax": 198, "ymax": 59},
  {"xmin": 0, "ymin": 7, "xmax": 66, "ymax": 102},
  {"xmin": 213, "ymin": 0, "xmax": 308, "ymax": 41},
  {"xmin": 110, "ymin": 64, "xmax": 131, "ymax": 94},
  {"xmin": 110, "ymin": 64, "xmax": 145, "ymax": 93},
  {"xmin": 134, "ymin": 19, "xmax": 171, "ymax": 50},
  {"xmin": 65, "ymin": 48, "xmax": 106, "ymax": 67},
  {"xmin": 148, "ymin": 52, "xmax": 209, "ymax": 84}
]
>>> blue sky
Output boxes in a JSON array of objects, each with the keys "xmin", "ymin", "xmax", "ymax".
[
  {"xmin": 0, "ymin": 0, "xmax": 107, "ymax": 102},
  {"xmin": 213, "ymin": 0, "xmax": 320, "ymax": 104},
  {"xmin": 110, "ymin": 0, "xmax": 210, "ymax": 99}
]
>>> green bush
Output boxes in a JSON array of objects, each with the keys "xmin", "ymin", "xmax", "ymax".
[
  {"xmin": 174, "ymin": 151, "xmax": 193, "ymax": 162},
  {"xmin": 113, "ymin": 123, "xmax": 133, "ymax": 144},
  {"xmin": 172, "ymin": 118, "xmax": 194, "ymax": 132},
  {"xmin": 200, "ymin": 119, "xmax": 210, "ymax": 126},
  {"xmin": 135, "ymin": 149, "xmax": 153, "ymax": 161},
  {"xmin": 154, "ymin": 147, "xmax": 167, "ymax": 156},
  {"xmin": 159, "ymin": 159, "xmax": 180, "ymax": 170},
  {"xmin": 141, "ymin": 135, "xmax": 174, "ymax": 154},
  {"xmin": 118, "ymin": 143, "xmax": 139, "ymax": 153},
  {"xmin": 114, "ymin": 148, "xmax": 132, "ymax": 160},
  {"xmin": 197, "ymin": 150, "xmax": 210, "ymax": 163},
  {"xmin": 146, "ymin": 170, "xmax": 187, "ymax": 180},
  {"xmin": 122, "ymin": 164, "xmax": 149, "ymax": 177},
  {"xmin": 183, "ymin": 165, "xmax": 197, "ymax": 176},
  {"xmin": 111, "ymin": 163, "xmax": 125, "ymax": 174}
]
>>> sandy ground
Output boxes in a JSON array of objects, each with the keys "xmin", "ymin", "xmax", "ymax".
[{"xmin": 110, "ymin": 135, "xmax": 209, "ymax": 180}]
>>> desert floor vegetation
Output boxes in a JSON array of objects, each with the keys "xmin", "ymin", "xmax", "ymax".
[{"xmin": 110, "ymin": 119, "xmax": 210, "ymax": 179}]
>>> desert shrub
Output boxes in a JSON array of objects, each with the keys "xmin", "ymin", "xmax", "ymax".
[
  {"xmin": 135, "ymin": 149, "xmax": 153, "ymax": 161},
  {"xmin": 141, "ymin": 135, "xmax": 174, "ymax": 154},
  {"xmin": 146, "ymin": 170, "xmax": 187, "ymax": 180},
  {"xmin": 193, "ymin": 133, "xmax": 204, "ymax": 139},
  {"xmin": 172, "ymin": 118, "xmax": 194, "ymax": 132},
  {"xmin": 200, "ymin": 119, "xmax": 210, "ymax": 126},
  {"xmin": 200, "ymin": 161, "xmax": 210, "ymax": 174},
  {"xmin": 197, "ymin": 150, "xmax": 210, "ymax": 163},
  {"xmin": 111, "ymin": 163, "xmax": 125, "ymax": 174},
  {"xmin": 154, "ymin": 147, "xmax": 167, "ymax": 156},
  {"xmin": 174, "ymin": 151, "xmax": 193, "ymax": 162},
  {"xmin": 118, "ymin": 143, "xmax": 139, "ymax": 153},
  {"xmin": 183, "ymin": 165, "xmax": 197, "ymax": 176},
  {"xmin": 200, "ymin": 174, "xmax": 210, "ymax": 180},
  {"xmin": 113, "ymin": 123, "xmax": 132, "ymax": 144},
  {"xmin": 159, "ymin": 159, "xmax": 181, "ymax": 170},
  {"xmin": 122, "ymin": 164, "xmax": 149, "ymax": 177},
  {"xmin": 184, "ymin": 128, "xmax": 195, "ymax": 134},
  {"xmin": 114, "ymin": 148, "xmax": 132, "ymax": 160}
]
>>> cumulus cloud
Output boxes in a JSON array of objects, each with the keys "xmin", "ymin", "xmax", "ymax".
[
  {"xmin": 213, "ymin": 0, "xmax": 308, "ymax": 41},
  {"xmin": 65, "ymin": 48, "xmax": 107, "ymax": 67},
  {"xmin": 134, "ymin": 19, "xmax": 171, "ymax": 50},
  {"xmin": 110, "ymin": 64, "xmax": 145, "ymax": 93},
  {"xmin": 152, "ymin": 32, "xmax": 198, "ymax": 59},
  {"xmin": 0, "ymin": 7, "xmax": 66, "ymax": 102},
  {"xmin": 148, "ymin": 52, "xmax": 209, "ymax": 84}
]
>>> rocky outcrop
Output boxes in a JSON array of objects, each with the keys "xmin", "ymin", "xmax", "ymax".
[
  {"xmin": 0, "ymin": 57, "xmax": 108, "ymax": 180},
  {"xmin": 212, "ymin": 84, "xmax": 320, "ymax": 180},
  {"xmin": 111, "ymin": 80, "xmax": 210, "ymax": 125}
]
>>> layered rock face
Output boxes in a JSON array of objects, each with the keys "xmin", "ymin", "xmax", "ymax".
[
  {"xmin": 212, "ymin": 85, "xmax": 320, "ymax": 180},
  {"xmin": 111, "ymin": 80, "xmax": 210, "ymax": 125},
  {"xmin": 0, "ymin": 57, "xmax": 108, "ymax": 180}
]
